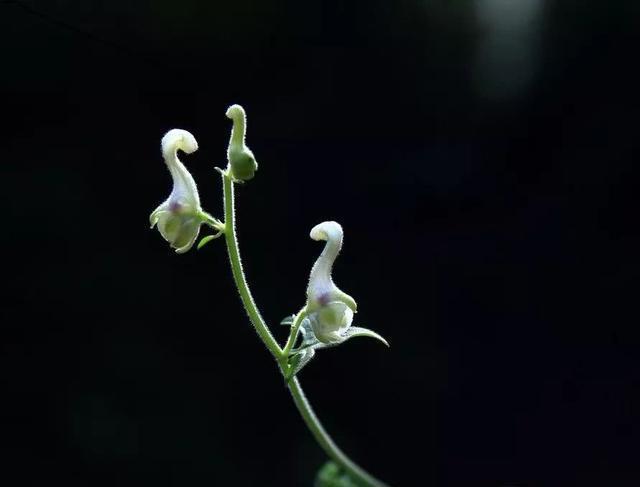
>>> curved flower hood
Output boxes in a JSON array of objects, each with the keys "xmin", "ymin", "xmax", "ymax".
[
  {"xmin": 305, "ymin": 221, "xmax": 357, "ymax": 343},
  {"xmin": 149, "ymin": 129, "xmax": 204, "ymax": 253}
]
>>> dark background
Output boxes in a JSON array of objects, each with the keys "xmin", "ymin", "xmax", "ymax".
[{"xmin": 2, "ymin": 1, "xmax": 639, "ymax": 485}]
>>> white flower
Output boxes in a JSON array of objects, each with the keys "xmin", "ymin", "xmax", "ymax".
[
  {"xmin": 305, "ymin": 221, "xmax": 357, "ymax": 343},
  {"xmin": 149, "ymin": 129, "xmax": 205, "ymax": 253},
  {"xmin": 284, "ymin": 223, "xmax": 388, "ymax": 378}
]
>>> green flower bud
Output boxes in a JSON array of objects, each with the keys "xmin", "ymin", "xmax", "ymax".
[
  {"xmin": 306, "ymin": 221, "xmax": 358, "ymax": 344},
  {"xmin": 226, "ymin": 104, "xmax": 258, "ymax": 181},
  {"xmin": 150, "ymin": 129, "xmax": 206, "ymax": 253}
]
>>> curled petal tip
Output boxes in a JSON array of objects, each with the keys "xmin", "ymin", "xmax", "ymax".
[
  {"xmin": 161, "ymin": 129, "xmax": 198, "ymax": 157},
  {"xmin": 225, "ymin": 104, "xmax": 246, "ymax": 120},
  {"xmin": 310, "ymin": 221, "xmax": 343, "ymax": 242}
]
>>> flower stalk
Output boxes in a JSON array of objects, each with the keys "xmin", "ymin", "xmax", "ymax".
[{"xmin": 221, "ymin": 169, "xmax": 282, "ymax": 359}]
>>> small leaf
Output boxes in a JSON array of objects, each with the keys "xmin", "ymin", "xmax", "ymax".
[
  {"xmin": 299, "ymin": 317, "xmax": 318, "ymax": 346},
  {"xmin": 280, "ymin": 315, "xmax": 295, "ymax": 326},
  {"xmin": 342, "ymin": 327, "xmax": 390, "ymax": 347},
  {"xmin": 197, "ymin": 232, "xmax": 222, "ymax": 250},
  {"xmin": 315, "ymin": 461, "xmax": 362, "ymax": 487},
  {"xmin": 286, "ymin": 347, "xmax": 316, "ymax": 381}
]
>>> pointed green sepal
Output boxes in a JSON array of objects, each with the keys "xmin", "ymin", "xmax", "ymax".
[
  {"xmin": 197, "ymin": 232, "xmax": 223, "ymax": 250},
  {"xmin": 286, "ymin": 347, "xmax": 316, "ymax": 382},
  {"xmin": 341, "ymin": 326, "xmax": 390, "ymax": 347},
  {"xmin": 280, "ymin": 315, "xmax": 295, "ymax": 326}
]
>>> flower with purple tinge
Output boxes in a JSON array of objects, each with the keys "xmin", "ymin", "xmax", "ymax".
[
  {"xmin": 150, "ymin": 129, "xmax": 206, "ymax": 253},
  {"xmin": 305, "ymin": 221, "xmax": 358, "ymax": 343}
]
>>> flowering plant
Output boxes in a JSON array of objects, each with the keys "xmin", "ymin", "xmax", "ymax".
[{"xmin": 150, "ymin": 105, "xmax": 390, "ymax": 486}]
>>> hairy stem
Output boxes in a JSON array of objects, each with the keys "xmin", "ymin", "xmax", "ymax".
[
  {"xmin": 221, "ymin": 171, "xmax": 389, "ymax": 487},
  {"xmin": 282, "ymin": 307, "xmax": 308, "ymax": 358},
  {"xmin": 288, "ymin": 377, "xmax": 390, "ymax": 487},
  {"xmin": 222, "ymin": 171, "xmax": 282, "ymax": 359}
]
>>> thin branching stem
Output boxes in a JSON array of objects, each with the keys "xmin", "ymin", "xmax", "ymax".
[
  {"xmin": 221, "ymin": 169, "xmax": 389, "ymax": 487},
  {"xmin": 288, "ymin": 377, "xmax": 389, "ymax": 487},
  {"xmin": 222, "ymin": 171, "xmax": 282, "ymax": 359},
  {"xmin": 281, "ymin": 307, "xmax": 308, "ymax": 358}
]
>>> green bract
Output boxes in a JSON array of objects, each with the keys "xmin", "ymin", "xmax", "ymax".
[{"xmin": 226, "ymin": 104, "xmax": 258, "ymax": 181}]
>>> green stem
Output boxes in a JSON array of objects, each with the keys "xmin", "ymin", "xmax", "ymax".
[
  {"xmin": 222, "ymin": 171, "xmax": 282, "ymax": 359},
  {"xmin": 288, "ymin": 377, "xmax": 390, "ymax": 487},
  {"xmin": 221, "ymin": 170, "xmax": 389, "ymax": 487},
  {"xmin": 282, "ymin": 307, "xmax": 308, "ymax": 358}
]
